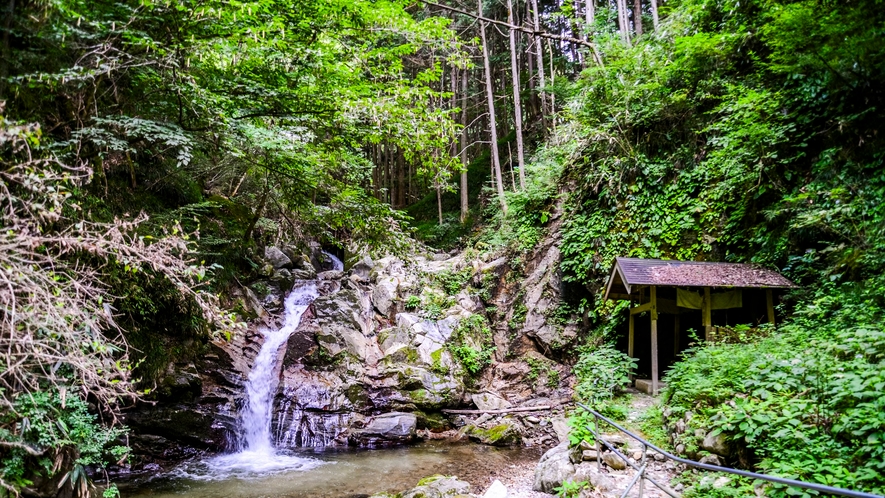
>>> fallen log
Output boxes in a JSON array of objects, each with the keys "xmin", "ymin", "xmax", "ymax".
[{"xmin": 441, "ymin": 405, "xmax": 552, "ymax": 415}]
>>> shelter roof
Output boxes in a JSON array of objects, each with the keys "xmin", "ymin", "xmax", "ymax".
[{"xmin": 604, "ymin": 257, "xmax": 797, "ymax": 301}]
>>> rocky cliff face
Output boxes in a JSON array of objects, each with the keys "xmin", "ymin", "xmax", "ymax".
[{"xmin": 123, "ymin": 232, "xmax": 585, "ymax": 468}]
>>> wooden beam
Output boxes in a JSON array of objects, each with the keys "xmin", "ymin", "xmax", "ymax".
[
  {"xmin": 630, "ymin": 302, "xmax": 654, "ymax": 315},
  {"xmin": 442, "ymin": 406, "xmax": 552, "ymax": 415},
  {"xmin": 703, "ymin": 287, "xmax": 712, "ymax": 341},
  {"xmin": 673, "ymin": 313, "xmax": 680, "ymax": 357},
  {"xmin": 651, "ymin": 286, "xmax": 659, "ymax": 395},
  {"xmin": 628, "ymin": 312, "xmax": 635, "ymax": 380},
  {"xmin": 766, "ymin": 289, "xmax": 776, "ymax": 326}
]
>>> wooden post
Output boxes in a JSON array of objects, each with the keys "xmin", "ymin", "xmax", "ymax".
[
  {"xmin": 628, "ymin": 312, "xmax": 635, "ymax": 381},
  {"xmin": 766, "ymin": 289, "xmax": 776, "ymax": 326},
  {"xmin": 673, "ymin": 313, "xmax": 680, "ymax": 356},
  {"xmin": 703, "ymin": 287, "xmax": 712, "ymax": 341},
  {"xmin": 650, "ymin": 286, "xmax": 659, "ymax": 395}
]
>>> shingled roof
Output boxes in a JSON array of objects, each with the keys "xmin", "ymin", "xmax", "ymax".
[{"xmin": 604, "ymin": 257, "xmax": 797, "ymax": 301}]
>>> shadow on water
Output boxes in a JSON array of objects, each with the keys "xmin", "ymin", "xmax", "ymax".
[{"xmin": 124, "ymin": 440, "xmax": 542, "ymax": 498}]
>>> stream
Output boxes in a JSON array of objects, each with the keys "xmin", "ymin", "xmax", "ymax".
[{"xmin": 126, "ymin": 442, "xmax": 541, "ymax": 498}]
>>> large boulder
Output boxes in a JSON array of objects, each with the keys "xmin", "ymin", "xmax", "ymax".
[
  {"xmin": 349, "ymin": 412, "xmax": 417, "ymax": 446},
  {"xmin": 402, "ymin": 475, "xmax": 471, "ymax": 498},
  {"xmin": 265, "ymin": 246, "xmax": 293, "ymax": 269},
  {"xmin": 533, "ymin": 442, "xmax": 576, "ymax": 493},
  {"xmin": 310, "ymin": 288, "xmax": 380, "ymax": 363}
]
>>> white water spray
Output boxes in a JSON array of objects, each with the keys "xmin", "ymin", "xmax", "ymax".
[{"xmin": 241, "ymin": 282, "xmax": 318, "ymax": 453}]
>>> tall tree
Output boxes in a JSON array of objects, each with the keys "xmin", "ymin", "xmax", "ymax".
[
  {"xmin": 507, "ymin": 0, "xmax": 526, "ymax": 190},
  {"xmin": 650, "ymin": 0, "xmax": 659, "ymax": 28},
  {"xmin": 479, "ymin": 0, "xmax": 508, "ymax": 215},
  {"xmin": 531, "ymin": 0, "xmax": 549, "ymax": 131},
  {"xmin": 585, "ymin": 0, "xmax": 595, "ymax": 35},
  {"xmin": 460, "ymin": 67, "xmax": 470, "ymax": 223},
  {"xmin": 633, "ymin": 0, "xmax": 643, "ymax": 36},
  {"xmin": 617, "ymin": 0, "xmax": 632, "ymax": 44}
]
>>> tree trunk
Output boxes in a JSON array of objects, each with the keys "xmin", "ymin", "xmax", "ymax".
[
  {"xmin": 618, "ymin": 0, "xmax": 632, "ymax": 45},
  {"xmin": 530, "ymin": 0, "xmax": 549, "ymax": 131},
  {"xmin": 460, "ymin": 68, "xmax": 469, "ymax": 223},
  {"xmin": 507, "ymin": 0, "xmax": 526, "ymax": 190},
  {"xmin": 585, "ymin": 0, "xmax": 595, "ymax": 35},
  {"xmin": 397, "ymin": 146, "xmax": 406, "ymax": 208},
  {"xmin": 479, "ymin": 0, "xmax": 508, "ymax": 215},
  {"xmin": 633, "ymin": 0, "xmax": 643, "ymax": 36},
  {"xmin": 650, "ymin": 0, "xmax": 659, "ymax": 28}
]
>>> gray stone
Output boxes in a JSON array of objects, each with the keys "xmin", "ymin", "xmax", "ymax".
[
  {"xmin": 653, "ymin": 452, "xmax": 666, "ymax": 461},
  {"xmin": 694, "ymin": 428, "xmax": 706, "ymax": 438},
  {"xmin": 551, "ymin": 416, "xmax": 570, "ymax": 443},
  {"xmin": 525, "ymin": 416, "xmax": 541, "ymax": 424},
  {"xmin": 601, "ymin": 452, "xmax": 627, "ymax": 470},
  {"xmin": 533, "ymin": 442, "xmax": 576, "ymax": 493},
  {"xmin": 702, "ymin": 430, "xmax": 730, "ymax": 456},
  {"xmin": 713, "ymin": 476, "xmax": 732, "ymax": 488},
  {"xmin": 472, "ymin": 392, "xmax": 512, "ymax": 411},
  {"xmin": 573, "ymin": 463, "xmax": 617, "ymax": 494},
  {"xmin": 601, "ymin": 434, "xmax": 628, "ymax": 446},
  {"xmin": 675, "ymin": 444, "xmax": 686, "ymax": 455},
  {"xmin": 317, "ymin": 270, "xmax": 344, "ymax": 280},
  {"xmin": 482, "ymin": 480, "xmax": 508, "ymax": 498},
  {"xmin": 699, "ymin": 454, "xmax": 723, "ymax": 466},
  {"xmin": 402, "ymin": 475, "xmax": 471, "ymax": 498},
  {"xmin": 349, "ymin": 412, "xmax": 417, "ymax": 446},
  {"xmin": 582, "ymin": 450, "xmax": 600, "ymax": 461},
  {"xmin": 265, "ymin": 246, "xmax": 293, "ymax": 269},
  {"xmin": 373, "ymin": 276, "xmax": 400, "ymax": 316},
  {"xmin": 675, "ymin": 419, "xmax": 686, "ymax": 434}
]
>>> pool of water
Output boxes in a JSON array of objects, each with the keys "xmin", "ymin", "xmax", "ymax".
[{"xmin": 124, "ymin": 441, "xmax": 542, "ymax": 498}]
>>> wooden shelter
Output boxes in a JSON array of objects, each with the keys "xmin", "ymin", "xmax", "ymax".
[{"xmin": 604, "ymin": 257, "xmax": 797, "ymax": 395}]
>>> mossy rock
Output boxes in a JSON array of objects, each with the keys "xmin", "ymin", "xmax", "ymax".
[
  {"xmin": 414, "ymin": 410, "xmax": 451, "ymax": 431},
  {"xmin": 464, "ymin": 422, "xmax": 521, "ymax": 446}
]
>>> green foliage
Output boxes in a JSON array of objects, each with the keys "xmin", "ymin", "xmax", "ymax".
[
  {"xmin": 554, "ymin": 479, "xmax": 588, "ymax": 498},
  {"xmin": 448, "ymin": 315, "xmax": 495, "ymax": 375},
  {"xmin": 404, "ymin": 295, "xmax": 421, "ymax": 310},
  {"xmin": 0, "ymin": 389, "xmax": 127, "ymax": 494},
  {"xmin": 526, "ymin": 357, "xmax": 560, "ymax": 388},
  {"xmin": 434, "ymin": 268, "xmax": 473, "ymax": 296},
  {"xmin": 573, "ymin": 344, "xmax": 636, "ymax": 407},
  {"xmin": 567, "ymin": 410, "xmax": 598, "ymax": 447},
  {"xmin": 664, "ymin": 277, "xmax": 885, "ymax": 495},
  {"xmin": 637, "ymin": 405, "xmax": 670, "ymax": 450}
]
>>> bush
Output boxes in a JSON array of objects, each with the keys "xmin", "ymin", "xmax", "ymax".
[{"xmin": 573, "ymin": 344, "xmax": 636, "ymax": 406}]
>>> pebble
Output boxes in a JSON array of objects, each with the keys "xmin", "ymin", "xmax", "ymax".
[{"xmin": 525, "ymin": 416, "xmax": 540, "ymax": 424}]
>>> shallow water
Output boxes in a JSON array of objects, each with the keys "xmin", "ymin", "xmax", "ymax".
[{"xmin": 126, "ymin": 441, "xmax": 541, "ymax": 498}]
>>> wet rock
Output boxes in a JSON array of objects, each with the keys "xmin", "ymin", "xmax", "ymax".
[
  {"xmin": 317, "ymin": 269, "xmax": 344, "ymax": 280},
  {"xmin": 533, "ymin": 442, "xmax": 576, "ymax": 493},
  {"xmin": 402, "ymin": 475, "xmax": 471, "ymax": 498},
  {"xmin": 265, "ymin": 246, "xmax": 293, "ymax": 269},
  {"xmin": 471, "ymin": 392, "xmax": 512, "ymax": 411},
  {"xmin": 349, "ymin": 412, "xmax": 417, "ymax": 446},
  {"xmin": 702, "ymin": 430, "xmax": 730, "ymax": 456}
]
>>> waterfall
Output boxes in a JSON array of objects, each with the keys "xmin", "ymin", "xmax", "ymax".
[
  {"xmin": 194, "ymin": 252, "xmax": 343, "ymax": 478},
  {"xmin": 240, "ymin": 281, "xmax": 318, "ymax": 453}
]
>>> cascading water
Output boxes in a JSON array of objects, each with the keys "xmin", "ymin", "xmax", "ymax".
[
  {"xmin": 240, "ymin": 281, "xmax": 319, "ymax": 453},
  {"xmin": 179, "ymin": 252, "xmax": 344, "ymax": 480}
]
